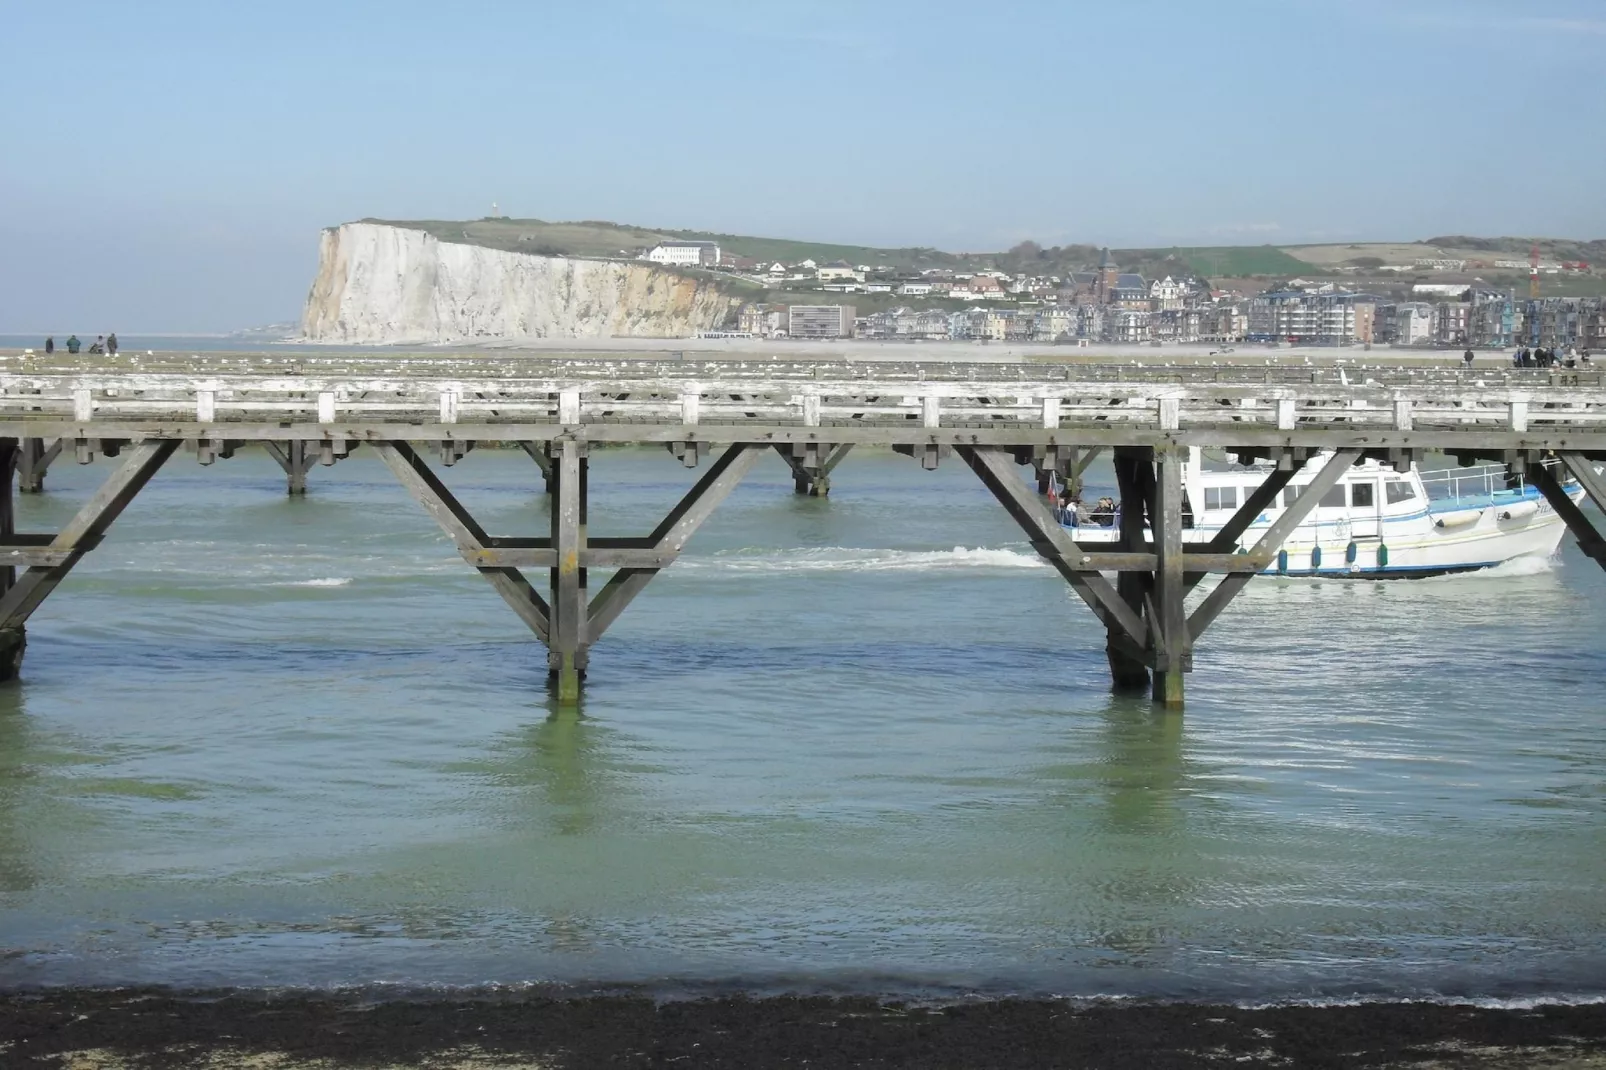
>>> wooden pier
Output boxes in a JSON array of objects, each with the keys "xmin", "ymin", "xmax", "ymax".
[{"xmin": 1, "ymin": 354, "xmax": 1604, "ymax": 707}]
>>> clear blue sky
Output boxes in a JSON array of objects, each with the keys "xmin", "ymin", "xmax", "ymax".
[{"xmin": 3, "ymin": 0, "xmax": 1603, "ymax": 332}]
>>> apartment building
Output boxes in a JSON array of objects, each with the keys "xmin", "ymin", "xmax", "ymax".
[{"xmin": 788, "ymin": 305, "xmax": 856, "ymax": 339}]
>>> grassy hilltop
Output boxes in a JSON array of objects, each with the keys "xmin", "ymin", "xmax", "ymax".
[{"xmin": 358, "ymin": 217, "xmax": 1606, "ymax": 296}]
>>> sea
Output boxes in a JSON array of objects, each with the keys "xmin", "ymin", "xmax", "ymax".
[{"xmin": 0, "ymin": 444, "xmax": 1604, "ymax": 1006}]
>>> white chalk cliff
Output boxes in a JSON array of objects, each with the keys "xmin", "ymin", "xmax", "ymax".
[{"xmin": 301, "ymin": 223, "xmax": 743, "ymax": 343}]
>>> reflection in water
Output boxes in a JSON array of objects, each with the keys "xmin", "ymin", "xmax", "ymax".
[
  {"xmin": 0, "ymin": 691, "xmax": 35, "ymax": 894},
  {"xmin": 519, "ymin": 705, "xmax": 603, "ymax": 837},
  {"xmin": 1096, "ymin": 697, "xmax": 1187, "ymax": 838}
]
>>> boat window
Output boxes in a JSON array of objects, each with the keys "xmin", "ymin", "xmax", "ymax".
[
  {"xmin": 1205, "ymin": 486, "xmax": 1238, "ymax": 511},
  {"xmin": 1319, "ymin": 485, "xmax": 1346, "ymax": 508},
  {"xmin": 1282, "ymin": 487, "xmax": 1298, "ymax": 508},
  {"xmin": 1351, "ymin": 482, "xmax": 1375, "ymax": 508},
  {"xmin": 1386, "ymin": 480, "xmax": 1416, "ymax": 504}
]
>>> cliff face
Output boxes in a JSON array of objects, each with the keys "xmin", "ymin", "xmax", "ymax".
[{"xmin": 301, "ymin": 223, "xmax": 744, "ymax": 343}]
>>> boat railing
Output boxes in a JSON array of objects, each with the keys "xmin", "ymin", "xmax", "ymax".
[{"xmin": 1418, "ymin": 458, "xmax": 1564, "ymax": 504}]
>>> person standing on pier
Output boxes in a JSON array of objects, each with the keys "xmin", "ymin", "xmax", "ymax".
[
  {"xmin": 106, "ymin": 332, "xmax": 118, "ymax": 356},
  {"xmin": 44, "ymin": 336, "xmax": 53, "ymax": 354},
  {"xmin": 1463, "ymin": 348, "xmax": 1474, "ymax": 368}
]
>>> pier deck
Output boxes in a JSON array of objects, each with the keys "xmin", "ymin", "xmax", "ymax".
[{"xmin": 1, "ymin": 356, "xmax": 1604, "ymax": 707}]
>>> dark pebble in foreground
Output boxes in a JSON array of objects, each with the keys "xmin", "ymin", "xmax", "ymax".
[{"xmin": 4, "ymin": 989, "xmax": 1606, "ymax": 1068}]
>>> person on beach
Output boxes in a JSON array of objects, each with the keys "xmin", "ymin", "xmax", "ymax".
[
  {"xmin": 44, "ymin": 336, "xmax": 53, "ymax": 354},
  {"xmin": 65, "ymin": 334, "xmax": 80, "ymax": 354},
  {"xmin": 107, "ymin": 332, "xmax": 118, "ymax": 356}
]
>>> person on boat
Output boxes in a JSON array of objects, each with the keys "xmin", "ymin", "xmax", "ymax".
[
  {"xmin": 1090, "ymin": 496, "xmax": 1117, "ymax": 527},
  {"xmin": 44, "ymin": 336, "xmax": 53, "ymax": 354},
  {"xmin": 65, "ymin": 334, "xmax": 81, "ymax": 354}
]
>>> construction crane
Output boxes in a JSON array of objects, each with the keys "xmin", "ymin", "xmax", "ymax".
[{"xmin": 1530, "ymin": 243, "xmax": 1541, "ymax": 300}]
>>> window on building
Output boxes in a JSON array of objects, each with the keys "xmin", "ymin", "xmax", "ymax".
[
  {"xmin": 1204, "ymin": 486, "xmax": 1238, "ymax": 511},
  {"xmin": 1385, "ymin": 481, "xmax": 1416, "ymax": 504},
  {"xmin": 1351, "ymin": 482, "xmax": 1375, "ymax": 508},
  {"xmin": 1319, "ymin": 485, "xmax": 1346, "ymax": 509}
]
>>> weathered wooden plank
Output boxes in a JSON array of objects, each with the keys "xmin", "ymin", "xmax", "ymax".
[
  {"xmin": 549, "ymin": 440, "xmax": 587, "ymax": 701},
  {"xmin": 1153, "ymin": 446, "xmax": 1189, "ymax": 706}
]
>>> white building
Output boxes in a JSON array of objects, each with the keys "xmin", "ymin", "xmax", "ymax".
[
  {"xmin": 898, "ymin": 281, "xmax": 933, "ymax": 296},
  {"xmin": 647, "ymin": 241, "xmax": 720, "ymax": 267},
  {"xmin": 1150, "ymin": 276, "xmax": 1187, "ymax": 311},
  {"xmin": 817, "ymin": 260, "xmax": 865, "ymax": 283}
]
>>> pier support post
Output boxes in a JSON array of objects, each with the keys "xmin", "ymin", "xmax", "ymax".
[
  {"xmin": 1108, "ymin": 448, "xmax": 1154, "ymax": 694},
  {"xmin": 958, "ymin": 445, "xmax": 1362, "ymax": 709},
  {"xmin": 1150, "ymin": 447, "xmax": 1188, "ymax": 708},
  {"xmin": 379, "ymin": 440, "xmax": 761, "ymax": 694},
  {"xmin": 0, "ymin": 440, "xmax": 21, "ymax": 680},
  {"xmin": 549, "ymin": 440, "xmax": 588, "ymax": 704},
  {"xmin": 17, "ymin": 438, "xmax": 60, "ymax": 494},
  {"xmin": 264, "ymin": 441, "xmax": 315, "ymax": 495},
  {"xmin": 774, "ymin": 443, "xmax": 852, "ymax": 497}
]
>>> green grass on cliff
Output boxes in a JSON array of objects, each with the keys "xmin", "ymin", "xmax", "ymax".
[
  {"xmin": 361, "ymin": 217, "xmax": 958, "ymax": 270},
  {"xmin": 357, "ymin": 218, "xmax": 1600, "ymax": 294}
]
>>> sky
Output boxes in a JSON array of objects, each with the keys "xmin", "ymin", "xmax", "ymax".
[{"xmin": 3, "ymin": 0, "xmax": 1604, "ymax": 333}]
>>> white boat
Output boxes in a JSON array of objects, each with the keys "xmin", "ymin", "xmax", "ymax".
[{"xmin": 1060, "ymin": 450, "xmax": 1587, "ymax": 578}]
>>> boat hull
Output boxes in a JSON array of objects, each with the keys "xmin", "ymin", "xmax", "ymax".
[{"xmin": 1065, "ymin": 492, "xmax": 1576, "ymax": 579}]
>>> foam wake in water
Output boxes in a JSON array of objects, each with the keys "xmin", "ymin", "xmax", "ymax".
[
  {"xmin": 1416, "ymin": 554, "xmax": 1558, "ymax": 583},
  {"xmin": 682, "ymin": 546, "xmax": 1047, "ymax": 574}
]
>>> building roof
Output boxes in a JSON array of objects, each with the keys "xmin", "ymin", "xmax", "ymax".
[{"xmin": 1098, "ymin": 247, "xmax": 1116, "ymax": 270}]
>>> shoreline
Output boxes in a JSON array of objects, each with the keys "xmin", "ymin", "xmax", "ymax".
[{"xmin": 5, "ymin": 989, "xmax": 1606, "ymax": 1068}]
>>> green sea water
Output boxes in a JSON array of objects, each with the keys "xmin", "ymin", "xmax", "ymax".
[{"xmin": 1, "ymin": 447, "xmax": 1604, "ymax": 1001}]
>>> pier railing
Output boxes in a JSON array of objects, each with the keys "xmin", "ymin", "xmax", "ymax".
[{"xmin": 1, "ymin": 370, "xmax": 1606, "ymax": 446}]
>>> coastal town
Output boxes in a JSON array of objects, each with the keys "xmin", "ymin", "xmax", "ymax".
[{"xmin": 641, "ymin": 239, "xmax": 1606, "ymax": 351}]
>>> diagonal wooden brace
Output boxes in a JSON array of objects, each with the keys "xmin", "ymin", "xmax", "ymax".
[
  {"xmin": 957, "ymin": 444, "xmax": 1149, "ymax": 647},
  {"xmin": 375, "ymin": 441, "xmax": 552, "ymax": 641},
  {"xmin": 0, "ymin": 439, "xmax": 179, "ymax": 632},
  {"xmin": 1532, "ymin": 455, "xmax": 1606, "ymax": 568},
  {"xmin": 585, "ymin": 443, "xmax": 763, "ymax": 642},
  {"xmin": 1187, "ymin": 448, "xmax": 1361, "ymax": 642},
  {"xmin": 1183, "ymin": 466, "xmax": 1296, "ymax": 591}
]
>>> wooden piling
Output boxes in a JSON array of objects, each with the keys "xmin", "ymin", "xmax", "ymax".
[
  {"xmin": 1107, "ymin": 448, "xmax": 1153, "ymax": 694},
  {"xmin": 17, "ymin": 438, "xmax": 60, "ymax": 494},
  {"xmin": 264, "ymin": 440, "xmax": 314, "ymax": 495},
  {"xmin": 1150, "ymin": 447, "xmax": 1189, "ymax": 708},
  {"xmin": 549, "ymin": 440, "xmax": 588, "ymax": 704},
  {"xmin": 0, "ymin": 439, "xmax": 21, "ymax": 680}
]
